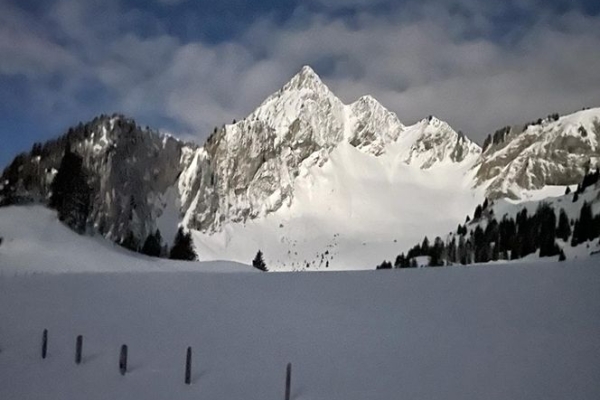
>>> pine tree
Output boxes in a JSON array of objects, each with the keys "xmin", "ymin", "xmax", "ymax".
[
  {"xmin": 575, "ymin": 202, "xmax": 594, "ymax": 244},
  {"xmin": 376, "ymin": 260, "xmax": 392, "ymax": 269},
  {"xmin": 421, "ymin": 237, "xmax": 430, "ymax": 254},
  {"xmin": 120, "ymin": 231, "xmax": 139, "ymax": 252},
  {"xmin": 473, "ymin": 204, "xmax": 483, "ymax": 220},
  {"xmin": 50, "ymin": 144, "xmax": 91, "ymax": 233},
  {"xmin": 141, "ymin": 229, "xmax": 162, "ymax": 257},
  {"xmin": 252, "ymin": 250, "xmax": 267, "ymax": 271},
  {"xmin": 169, "ymin": 228, "xmax": 197, "ymax": 261},
  {"xmin": 538, "ymin": 203, "xmax": 559, "ymax": 257},
  {"xmin": 557, "ymin": 209, "xmax": 571, "ymax": 242},
  {"xmin": 473, "ymin": 226, "xmax": 490, "ymax": 263},
  {"xmin": 394, "ymin": 253, "xmax": 406, "ymax": 268},
  {"xmin": 429, "ymin": 237, "xmax": 445, "ymax": 266}
]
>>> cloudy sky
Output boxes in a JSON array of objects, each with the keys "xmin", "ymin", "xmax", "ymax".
[{"xmin": 1, "ymin": 0, "xmax": 600, "ymax": 167}]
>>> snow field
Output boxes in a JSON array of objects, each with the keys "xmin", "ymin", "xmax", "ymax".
[{"xmin": 0, "ymin": 262, "xmax": 599, "ymax": 400}]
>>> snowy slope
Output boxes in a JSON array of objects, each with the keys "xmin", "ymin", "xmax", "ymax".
[
  {"xmin": 193, "ymin": 142, "xmax": 483, "ymax": 270},
  {"xmin": 0, "ymin": 206, "xmax": 252, "ymax": 274},
  {"xmin": 181, "ymin": 66, "xmax": 483, "ymax": 269},
  {"xmin": 489, "ymin": 184, "xmax": 600, "ymax": 260},
  {"xmin": 0, "ymin": 261, "xmax": 599, "ymax": 400}
]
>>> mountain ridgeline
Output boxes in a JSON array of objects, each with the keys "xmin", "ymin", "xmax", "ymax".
[{"xmin": 1, "ymin": 66, "xmax": 599, "ymax": 268}]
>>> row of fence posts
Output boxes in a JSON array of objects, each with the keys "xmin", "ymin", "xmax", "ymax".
[{"xmin": 39, "ymin": 329, "xmax": 292, "ymax": 398}]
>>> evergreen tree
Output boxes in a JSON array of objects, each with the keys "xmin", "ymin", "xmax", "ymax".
[
  {"xmin": 394, "ymin": 253, "xmax": 407, "ymax": 268},
  {"xmin": 557, "ymin": 209, "xmax": 571, "ymax": 242},
  {"xmin": 473, "ymin": 226, "xmax": 490, "ymax": 263},
  {"xmin": 169, "ymin": 228, "xmax": 197, "ymax": 261},
  {"xmin": 141, "ymin": 229, "xmax": 162, "ymax": 257},
  {"xmin": 49, "ymin": 144, "xmax": 91, "ymax": 233},
  {"xmin": 457, "ymin": 235, "xmax": 467, "ymax": 264},
  {"xmin": 252, "ymin": 250, "xmax": 267, "ymax": 271},
  {"xmin": 410, "ymin": 258, "xmax": 418, "ymax": 268},
  {"xmin": 421, "ymin": 237, "xmax": 430, "ymax": 254},
  {"xmin": 537, "ymin": 203, "xmax": 559, "ymax": 257},
  {"xmin": 473, "ymin": 204, "xmax": 483, "ymax": 220},
  {"xmin": 376, "ymin": 260, "xmax": 393, "ymax": 270},
  {"xmin": 516, "ymin": 208, "xmax": 535, "ymax": 257},
  {"xmin": 120, "ymin": 231, "xmax": 139, "ymax": 252},
  {"xmin": 447, "ymin": 237, "xmax": 457, "ymax": 264},
  {"xmin": 429, "ymin": 237, "xmax": 445, "ymax": 266},
  {"xmin": 573, "ymin": 202, "xmax": 594, "ymax": 245}
]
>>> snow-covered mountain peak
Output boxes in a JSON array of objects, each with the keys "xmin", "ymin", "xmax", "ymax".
[
  {"xmin": 281, "ymin": 65, "xmax": 325, "ymax": 92},
  {"xmin": 395, "ymin": 115, "xmax": 481, "ymax": 169},
  {"xmin": 243, "ymin": 65, "xmax": 347, "ymax": 151},
  {"xmin": 348, "ymin": 95, "xmax": 405, "ymax": 155}
]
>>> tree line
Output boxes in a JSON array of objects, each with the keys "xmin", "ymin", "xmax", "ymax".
[{"xmin": 379, "ymin": 169, "xmax": 600, "ymax": 269}]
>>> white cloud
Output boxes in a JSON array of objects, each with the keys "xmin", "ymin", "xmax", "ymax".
[{"xmin": 2, "ymin": 0, "xmax": 600, "ymax": 145}]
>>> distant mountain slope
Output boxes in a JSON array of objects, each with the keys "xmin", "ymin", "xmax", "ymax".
[{"xmin": 476, "ymin": 108, "xmax": 600, "ymax": 199}]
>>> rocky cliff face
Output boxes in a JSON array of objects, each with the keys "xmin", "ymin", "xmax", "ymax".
[
  {"xmin": 476, "ymin": 109, "xmax": 600, "ymax": 199},
  {"xmin": 0, "ymin": 115, "xmax": 190, "ymax": 243}
]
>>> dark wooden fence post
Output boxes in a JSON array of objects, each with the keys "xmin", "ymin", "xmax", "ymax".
[
  {"xmin": 185, "ymin": 347, "xmax": 192, "ymax": 385},
  {"xmin": 285, "ymin": 363, "xmax": 292, "ymax": 400},
  {"xmin": 119, "ymin": 345, "xmax": 128, "ymax": 376},
  {"xmin": 41, "ymin": 329, "xmax": 48, "ymax": 359},
  {"xmin": 75, "ymin": 335, "xmax": 83, "ymax": 365}
]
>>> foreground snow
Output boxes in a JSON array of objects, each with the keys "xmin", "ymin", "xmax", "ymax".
[
  {"xmin": 0, "ymin": 260, "xmax": 599, "ymax": 400},
  {"xmin": 1, "ymin": 204, "xmax": 599, "ymax": 399}
]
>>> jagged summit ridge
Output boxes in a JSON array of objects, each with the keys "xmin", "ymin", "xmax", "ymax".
[{"xmin": 179, "ymin": 66, "xmax": 482, "ymax": 231}]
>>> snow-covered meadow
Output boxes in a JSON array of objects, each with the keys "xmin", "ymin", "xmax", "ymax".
[
  {"xmin": 1, "ymin": 262, "xmax": 599, "ymax": 400},
  {"xmin": 1, "ymin": 207, "xmax": 600, "ymax": 399}
]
